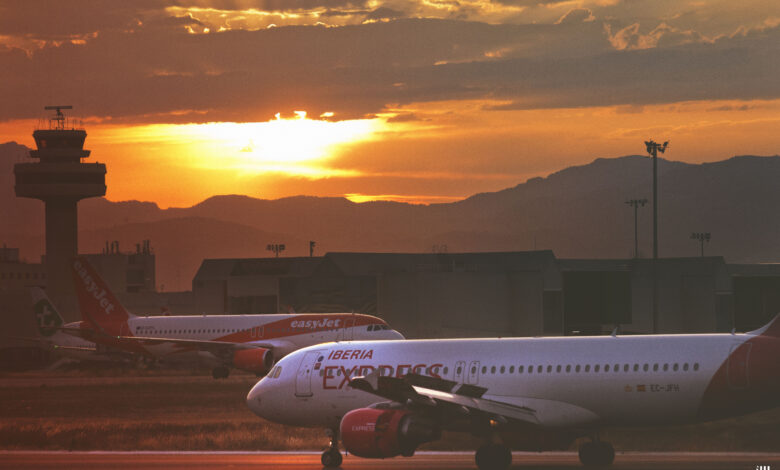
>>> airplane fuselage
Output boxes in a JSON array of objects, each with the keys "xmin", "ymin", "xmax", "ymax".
[{"xmin": 249, "ymin": 329, "xmax": 780, "ymax": 431}]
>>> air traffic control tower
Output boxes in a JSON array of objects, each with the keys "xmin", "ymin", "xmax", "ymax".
[{"xmin": 14, "ymin": 106, "xmax": 106, "ymax": 317}]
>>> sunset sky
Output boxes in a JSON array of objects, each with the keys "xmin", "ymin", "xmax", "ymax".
[{"xmin": 1, "ymin": 0, "xmax": 779, "ymax": 208}]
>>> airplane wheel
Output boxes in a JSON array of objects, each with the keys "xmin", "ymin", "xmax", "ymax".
[
  {"xmin": 321, "ymin": 448, "xmax": 342, "ymax": 467},
  {"xmin": 475, "ymin": 443, "xmax": 512, "ymax": 470},
  {"xmin": 579, "ymin": 441, "xmax": 614, "ymax": 466},
  {"xmin": 212, "ymin": 366, "xmax": 229, "ymax": 379}
]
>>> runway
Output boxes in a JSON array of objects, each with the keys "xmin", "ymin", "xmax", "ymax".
[{"xmin": 1, "ymin": 451, "xmax": 778, "ymax": 469}]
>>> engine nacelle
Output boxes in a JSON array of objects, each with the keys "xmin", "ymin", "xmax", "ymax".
[
  {"xmin": 232, "ymin": 348, "xmax": 274, "ymax": 375},
  {"xmin": 340, "ymin": 408, "xmax": 440, "ymax": 458}
]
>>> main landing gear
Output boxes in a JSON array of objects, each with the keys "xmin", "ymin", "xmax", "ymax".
[
  {"xmin": 211, "ymin": 366, "xmax": 230, "ymax": 379},
  {"xmin": 578, "ymin": 439, "xmax": 615, "ymax": 467},
  {"xmin": 321, "ymin": 428, "xmax": 343, "ymax": 468},
  {"xmin": 475, "ymin": 443, "xmax": 512, "ymax": 470}
]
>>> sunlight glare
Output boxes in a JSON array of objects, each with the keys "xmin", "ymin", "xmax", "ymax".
[{"xmin": 108, "ymin": 112, "xmax": 382, "ymax": 179}]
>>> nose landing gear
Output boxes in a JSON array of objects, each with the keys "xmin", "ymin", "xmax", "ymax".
[
  {"xmin": 578, "ymin": 439, "xmax": 615, "ymax": 466},
  {"xmin": 321, "ymin": 428, "xmax": 343, "ymax": 468}
]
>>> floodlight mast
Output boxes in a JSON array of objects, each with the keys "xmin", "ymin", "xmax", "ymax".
[
  {"xmin": 625, "ymin": 198, "xmax": 648, "ymax": 258},
  {"xmin": 691, "ymin": 232, "xmax": 711, "ymax": 257},
  {"xmin": 645, "ymin": 139, "xmax": 668, "ymax": 334},
  {"xmin": 266, "ymin": 243, "xmax": 286, "ymax": 258}
]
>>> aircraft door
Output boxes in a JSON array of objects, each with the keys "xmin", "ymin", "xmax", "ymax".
[
  {"xmin": 339, "ymin": 317, "xmax": 356, "ymax": 341},
  {"xmin": 295, "ymin": 350, "xmax": 322, "ymax": 397},
  {"xmin": 467, "ymin": 360, "xmax": 480, "ymax": 385},
  {"xmin": 727, "ymin": 342, "xmax": 751, "ymax": 389},
  {"xmin": 454, "ymin": 361, "xmax": 466, "ymax": 383}
]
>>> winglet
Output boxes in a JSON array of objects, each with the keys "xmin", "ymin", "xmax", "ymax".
[
  {"xmin": 748, "ymin": 313, "xmax": 780, "ymax": 338},
  {"xmin": 71, "ymin": 256, "xmax": 134, "ymax": 335},
  {"xmin": 29, "ymin": 287, "xmax": 64, "ymax": 338}
]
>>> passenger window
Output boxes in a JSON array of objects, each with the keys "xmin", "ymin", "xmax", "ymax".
[
  {"xmin": 694, "ymin": 363, "xmax": 699, "ymax": 371},
  {"xmin": 491, "ymin": 366, "xmax": 496, "ymax": 374},
  {"xmin": 443, "ymin": 367, "xmax": 448, "ymax": 375},
  {"xmin": 575, "ymin": 365, "xmax": 581, "ymax": 372},
  {"xmin": 584, "ymin": 365, "xmax": 590, "ymax": 372},
  {"xmin": 604, "ymin": 364, "xmax": 610, "ymax": 372},
  {"xmin": 471, "ymin": 366, "xmax": 476, "ymax": 374},
  {"xmin": 683, "ymin": 363, "xmax": 689, "ymax": 371},
  {"xmin": 594, "ymin": 365, "xmax": 600, "ymax": 373},
  {"xmin": 624, "ymin": 364, "xmax": 629, "ymax": 372},
  {"xmin": 518, "ymin": 365, "xmax": 524, "ymax": 373},
  {"xmin": 663, "ymin": 363, "xmax": 669, "ymax": 371},
  {"xmin": 643, "ymin": 364, "xmax": 649, "ymax": 372},
  {"xmin": 556, "ymin": 365, "xmax": 561, "ymax": 373},
  {"xmin": 500, "ymin": 366, "xmax": 505, "ymax": 374},
  {"xmin": 457, "ymin": 366, "xmax": 462, "ymax": 375},
  {"xmin": 537, "ymin": 365, "xmax": 543, "ymax": 373},
  {"xmin": 614, "ymin": 364, "xmax": 619, "ymax": 372},
  {"xmin": 566, "ymin": 365, "xmax": 571, "ymax": 373},
  {"xmin": 673, "ymin": 363, "xmax": 679, "ymax": 371},
  {"xmin": 482, "ymin": 366, "xmax": 487, "ymax": 374},
  {"xmin": 653, "ymin": 363, "xmax": 659, "ymax": 372},
  {"xmin": 509, "ymin": 366, "xmax": 514, "ymax": 373},
  {"xmin": 528, "ymin": 366, "xmax": 534, "ymax": 374},
  {"xmin": 546, "ymin": 365, "xmax": 552, "ymax": 373}
]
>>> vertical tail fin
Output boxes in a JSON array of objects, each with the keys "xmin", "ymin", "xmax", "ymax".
[
  {"xmin": 750, "ymin": 313, "xmax": 780, "ymax": 338},
  {"xmin": 29, "ymin": 287, "xmax": 64, "ymax": 338},
  {"xmin": 71, "ymin": 256, "xmax": 134, "ymax": 335}
]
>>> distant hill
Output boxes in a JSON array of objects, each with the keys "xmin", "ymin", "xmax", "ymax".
[{"xmin": 3, "ymin": 140, "xmax": 779, "ymax": 290}]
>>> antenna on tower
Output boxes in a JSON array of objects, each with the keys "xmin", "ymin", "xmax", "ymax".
[{"xmin": 44, "ymin": 105, "xmax": 73, "ymax": 130}]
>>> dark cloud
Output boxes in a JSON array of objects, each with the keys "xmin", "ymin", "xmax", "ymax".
[
  {"xmin": 365, "ymin": 7, "xmax": 405, "ymax": 21},
  {"xmin": 386, "ymin": 113, "xmax": 426, "ymax": 123},
  {"xmin": 0, "ymin": 6, "xmax": 778, "ymax": 124},
  {"xmin": 0, "ymin": 1, "xmax": 167, "ymax": 40}
]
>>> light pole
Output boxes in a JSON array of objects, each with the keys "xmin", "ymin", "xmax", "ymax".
[
  {"xmin": 645, "ymin": 140, "xmax": 668, "ymax": 334},
  {"xmin": 691, "ymin": 232, "xmax": 711, "ymax": 257},
  {"xmin": 625, "ymin": 198, "xmax": 648, "ymax": 258}
]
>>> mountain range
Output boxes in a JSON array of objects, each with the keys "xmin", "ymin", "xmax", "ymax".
[{"xmin": 3, "ymin": 141, "xmax": 779, "ymax": 291}]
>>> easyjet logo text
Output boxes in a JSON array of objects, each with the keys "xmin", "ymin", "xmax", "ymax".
[
  {"xmin": 73, "ymin": 259, "xmax": 115, "ymax": 316},
  {"xmin": 291, "ymin": 318, "xmax": 342, "ymax": 329}
]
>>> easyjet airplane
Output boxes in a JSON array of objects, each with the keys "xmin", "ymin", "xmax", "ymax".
[
  {"xmin": 71, "ymin": 256, "xmax": 403, "ymax": 378},
  {"xmin": 247, "ymin": 315, "xmax": 780, "ymax": 469}
]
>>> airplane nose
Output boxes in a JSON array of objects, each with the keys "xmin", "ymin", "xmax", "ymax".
[
  {"xmin": 391, "ymin": 329, "xmax": 405, "ymax": 340},
  {"xmin": 246, "ymin": 380, "xmax": 264, "ymax": 416}
]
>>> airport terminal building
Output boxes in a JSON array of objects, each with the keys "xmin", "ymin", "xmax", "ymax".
[{"xmin": 191, "ymin": 251, "xmax": 780, "ymax": 338}]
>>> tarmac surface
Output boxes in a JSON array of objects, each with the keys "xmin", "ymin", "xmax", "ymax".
[{"xmin": 1, "ymin": 451, "xmax": 778, "ymax": 469}]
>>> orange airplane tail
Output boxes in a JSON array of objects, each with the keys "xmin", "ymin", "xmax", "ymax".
[{"xmin": 72, "ymin": 256, "xmax": 134, "ymax": 336}]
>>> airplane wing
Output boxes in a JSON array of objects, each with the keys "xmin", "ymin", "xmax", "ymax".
[
  {"xmin": 112, "ymin": 335, "xmax": 282, "ymax": 355},
  {"xmin": 8, "ymin": 335, "xmax": 98, "ymax": 352},
  {"xmin": 348, "ymin": 371, "xmax": 539, "ymax": 426}
]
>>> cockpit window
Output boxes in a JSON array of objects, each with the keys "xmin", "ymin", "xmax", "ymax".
[{"xmin": 268, "ymin": 366, "xmax": 282, "ymax": 379}]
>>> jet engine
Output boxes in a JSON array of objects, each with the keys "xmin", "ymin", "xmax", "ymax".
[
  {"xmin": 340, "ymin": 408, "xmax": 440, "ymax": 458},
  {"xmin": 232, "ymin": 347, "xmax": 274, "ymax": 375}
]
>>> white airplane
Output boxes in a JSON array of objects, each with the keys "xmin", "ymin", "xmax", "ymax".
[
  {"xmin": 70, "ymin": 256, "xmax": 403, "ymax": 378},
  {"xmin": 18, "ymin": 287, "xmax": 134, "ymax": 364},
  {"xmin": 247, "ymin": 315, "xmax": 780, "ymax": 469}
]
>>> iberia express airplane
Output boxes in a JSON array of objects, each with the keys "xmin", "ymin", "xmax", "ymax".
[{"xmin": 247, "ymin": 315, "xmax": 780, "ymax": 468}]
